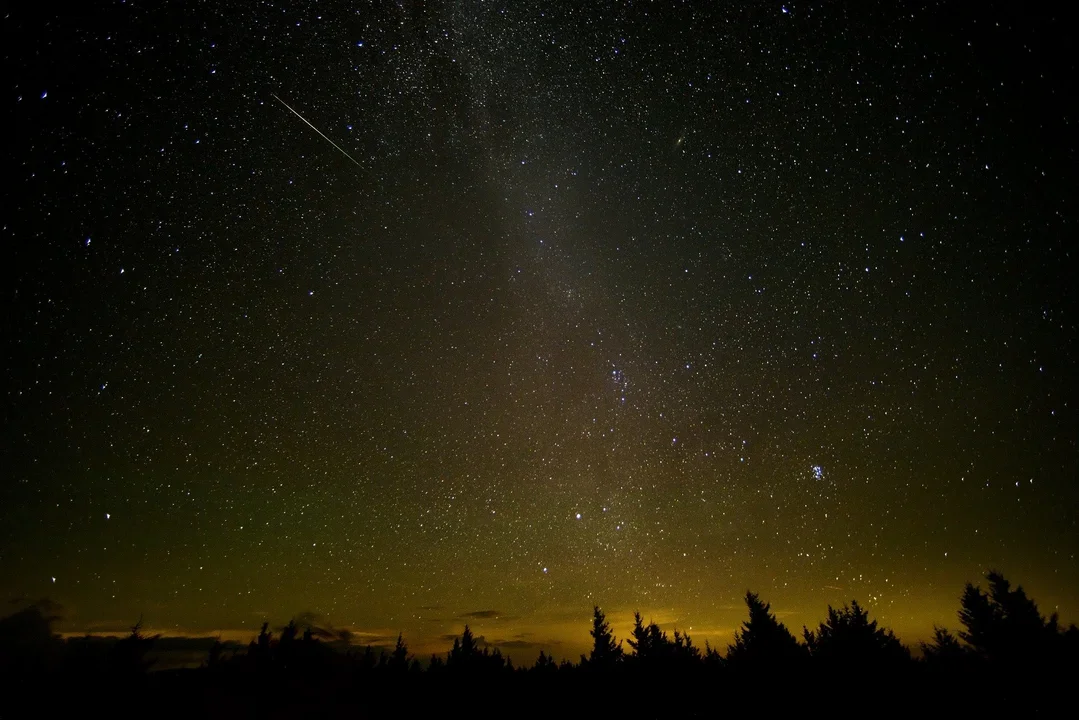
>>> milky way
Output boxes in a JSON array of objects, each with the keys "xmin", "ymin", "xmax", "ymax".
[{"xmin": 4, "ymin": 2, "xmax": 1076, "ymax": 658}]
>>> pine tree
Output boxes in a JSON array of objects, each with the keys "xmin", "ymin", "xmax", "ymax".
[
  {"xmin": 726, "ymin": 591, "xmax": 805, "ymax": 669},
  {"xmin": 626, "ymin": 611, "xmax": 690, "ymax": 669},
  {"xmin": 958, "ymin": 570, "xmax": 1061, "ymax": 665},
  {"xmin": 534, "ymin": 650, "xmax": 557, "ymax": 672},
  {"xmin": 958, "ymin": 581, "xmax": 999, "ymax": 657},
  {"xmin": 109, "ymin": 617, "xmax": 160, "ymax": 676},
  {"xmin": 461, "ymin": 625, "xmax": 478, "ymax": 656},
  {"xmin": 206, "ymin": 639, "xmax": 225, "ymax": 669},
  {"xmin": 921, "ymin": 626, "xmax": 967, "ymax": 667},
  {"xmin": 703, "ymin": 641, "xmax": 724, "ymax": 668},
  {"xmin": 256, "ymin": 622, "xmax": 272, "ymax": 657},
  {"xmin": 277, "ymin": 618, "xmax": 299, "ymax": 668},
  {"xmin": 448, "ymin": 625, "xmax": 481, "ymax": 670},
  {"xmin": 389, "ymin": 633, "xmax": 409, "ymax": 671},
  {"xmin": 587, "ymin": 606, "xmax": 623, "ymax": 669},
  {"xmin": 627, "ymin": 612, "xmax": 651, "ymax": 659},
  {"xmin": 803, "ymin": 599, "xmax": 909, "ymax": 668},
  {"xmin": 280, "ymin": 619, "xmax": 299, "ymax": 644},
  {"xmin": 673, "ymin": 630, "xmax": 702, "ymax": 665}
]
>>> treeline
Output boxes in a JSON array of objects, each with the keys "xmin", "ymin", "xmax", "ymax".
[
  {"xmin": 197, "ymin": 571, "xmax": 1077, "ymax": 676},
  {"xmin": 2, "ymin": 571, "xmax": 1077, "ymax": 716}
]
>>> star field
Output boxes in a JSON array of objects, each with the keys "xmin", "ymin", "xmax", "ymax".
[{"xmin": 3, "ymin": 2, "xmax": 1076, "ymax": 658}]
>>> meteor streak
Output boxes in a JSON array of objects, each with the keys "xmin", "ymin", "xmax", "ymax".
[{"xmin": 271, "ymin": 93, "xmax": 363, "ymax": 168}]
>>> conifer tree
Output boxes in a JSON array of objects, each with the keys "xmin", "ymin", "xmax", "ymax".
[
  {"xmin": 109, "ymin": 617, "xmax": 160, "ymax": 676},
  {"xmin": 921, "ymin": 626, "xmax": 967, "ymax": 666},
  {"xmin": 958, "ymin": 570, "xmax": 1061, "ymax": 664},
  {"xmin": 703, "ymin": 641, "xmax": 724, "ymax": 668},
  {"xmin": 587, "ymin": 606, "xmax": 623, "ymax": 668},
  {"xmin": 534, "ymin": 650, "xmax": 557, "ymax": 672},
  {"xmin": 726, "ymin": 591, "xmax": 804, "ymax": 668},
  {"xmin": 460, "ymin": 625, "xmax": 478, "ymax": 657},
  {"xmin": 448, "ymin": 625, "xmax": 481, "ymax": 670},
  {"xmin": 389, "ymin": 633, "xmax": 409, "ymax": 671},
  {"xmin": 803, "ymin": 599, "xmax": 909, "ymax": 667},
  {"xmin": 627, "ymin": 612, "xmax": 651, "ymax": 659}
]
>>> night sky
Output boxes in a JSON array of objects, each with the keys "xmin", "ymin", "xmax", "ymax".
[{"xmin": 4, "ymin": 2, "xmax": 1077, "ymax": 660}]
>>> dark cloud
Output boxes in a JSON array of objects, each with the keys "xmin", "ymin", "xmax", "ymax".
[
  {"xmin": 283, "ymin": 612, "xmax": 364, "ymax": 647},
  {"xmin": 487, "ymin": 634, "xmax": 563, "ymax": 652},
  {"xmin": 492, "ymin": 639, "xmax": 547, "ymax": 650},
  {"xmin": 153, "ymin": 636, "xmax": 231, "ymax": 651},
  {"xmin": 436, "ymin": 627, "xmax": 562, "ymax": 653},
  {"xmin": 343, "ymin": 631, "xmax": 397, "ymax": 650},
  {"xmin": 458, "ymin": 610, "xmax": 505, "ymax": 620}
]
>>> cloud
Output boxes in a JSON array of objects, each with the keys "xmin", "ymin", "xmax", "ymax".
[
  {"xmin": 277, "ymin": 611, "xmax": 372, "ymax": 647},
  {"xmin": 146, "ymin": 636, "xmax": 243, "ymax": 652},
  {"xmin": 344, "ymin": 631, "xmax": 397, "ymax": 647},
  {"xmin": 459, "ymin": 610, "xmax": 501, "ymax": 619},
  {"xmin": 491, "ymin": 638, "xmax": 562, "ymax": 651},
  {"xmin": 458, "ymin": 610, "xmax": 509, "ymax": 620}
]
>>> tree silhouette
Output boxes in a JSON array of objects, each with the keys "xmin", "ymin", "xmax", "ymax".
[
  {"xmin": 206, "ymin": 637, "xmax": 226, "ymax": 670},
  {"xmin": 624, "ymin": 611, "xmax": 702, "ymax": 670},
  {"xmin": 448, "ymin": 625, "xmax": 496, "ymax": 672},
  {"xmin": 533, "ymin": 650, "xmax": 557, "ymax": 673},
  {"xmin": 108, "ymin": 617, "xmax": 160, "ymax": 677},
  {"xmin": 920, "ymin": 626, "xmax": 967, "ymax": 668},
  {"xmin": 584, "ymin": 606, "xmax": 622, "ymax": 669},
  {"xmin": 357, "ymin": 644, "xmax": 376, "ymax": 671},
  {"xmin": 0, "ymin": 602, "xmax": 63, "ymax": 676},
  {"xmin": 703, "ymin": 641, "xmax": 723, "ymax": 669},
  {"xmin": 726, "ymin": 591, "xmax": 805, "ymax": 669},
  {"xmin": 626, "ymin": 611, "xmax": 665, "ymax": 664},
  {"xmin": 460, "ymin": 625, "xmax": 478, "ymax": 655},
  {"xmin": 1, "ymin": 572, "xmax": 1074, "ymax": 713},
  {"xmin": 956, "ymin": 570, "xmax": 1072, "ymax": 669},
  {"xmin": 387, "ymin": 632, "xmax": 409, "ymax": 671},
  {"xmin": 672, "ymin": 629, "xmax": 702, "ymax": 667},
  {"xmin": 280, "ymin": 619, "xmax": 299, "ymax": 645},
  {"xmin": 251, "ymin": 621, "xmax": 273, "ymax": 662},
  {"xmin": 803, "ymin": 600, "xmax": 909, "ymax": 668}
]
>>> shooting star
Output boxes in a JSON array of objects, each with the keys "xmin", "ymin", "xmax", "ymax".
[{"xmin": 270, "ymin": 93, "xmax": 363, "ymax": 168}]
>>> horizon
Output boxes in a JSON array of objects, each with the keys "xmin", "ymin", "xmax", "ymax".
[{"xmin": 34, "ymin": 570, "xmax": 1077, "ymax": 667}]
